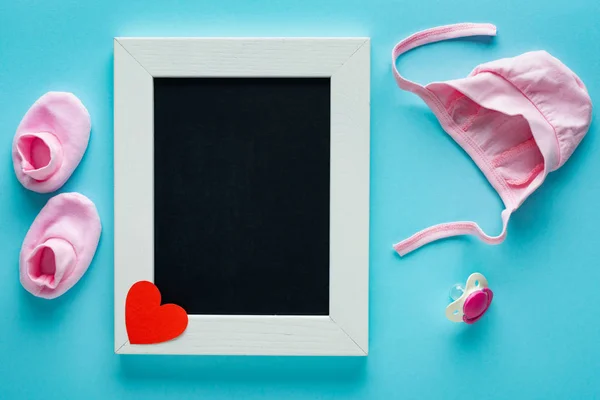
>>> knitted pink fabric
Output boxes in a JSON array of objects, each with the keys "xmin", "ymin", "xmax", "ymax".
[
  {"xmin": 392, "ymin": 23, "xmax": 592, "ymax": 256},
  {"xmin": 12, "ymin": 92, "xmax": 91, "ymax": 193},
  {"xmin": 20, "ymin": 193, "xmax": 101, "ymax": 299}
]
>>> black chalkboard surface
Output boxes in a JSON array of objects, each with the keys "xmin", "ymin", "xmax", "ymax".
[{"xmin": 153, "ymin": 77, "xmax": 331, "ymax": 316}]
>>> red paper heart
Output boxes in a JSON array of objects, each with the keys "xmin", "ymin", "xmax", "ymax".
[{"xmin": 125, "ymin": 281, "xmax": 188, "ymax": 345}]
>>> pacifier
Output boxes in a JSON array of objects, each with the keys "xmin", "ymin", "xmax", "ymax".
[{"xmin": 446, "ymin": 273, "xmax": 493, "ymax": 324}]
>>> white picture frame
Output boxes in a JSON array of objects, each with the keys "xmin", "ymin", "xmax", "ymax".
[{"xmin": 114, "ymin": 37, "xmax": 370, "ymax": 356}]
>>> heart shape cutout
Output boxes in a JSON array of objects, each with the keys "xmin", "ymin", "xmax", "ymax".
[{"xmin": 125, "ymin": 281, "xmax": 188, "ymax": 345}]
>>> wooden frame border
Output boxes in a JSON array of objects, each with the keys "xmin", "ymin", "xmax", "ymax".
[{"xmin": 114, "ymin": 37, "xmax": 370, "ymax": 355}]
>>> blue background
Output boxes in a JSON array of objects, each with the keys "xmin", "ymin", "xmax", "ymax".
[{"xmin": 1, "ymin": 0, "xmax": 599, "ymax": 398}]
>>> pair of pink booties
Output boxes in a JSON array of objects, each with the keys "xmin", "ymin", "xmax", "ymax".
[{"xmin": 13, "ymin": 92, "xmax": 101, "ymax": 299}]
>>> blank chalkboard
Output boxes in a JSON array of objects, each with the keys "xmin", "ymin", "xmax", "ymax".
[{"xmin": 153, "ymin": 77, "xmax": 331, "ymax": 316}]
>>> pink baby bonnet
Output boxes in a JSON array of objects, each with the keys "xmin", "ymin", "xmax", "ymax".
[{"xmin": 392, "ymin": 23, "xmax": 592, "ymax": 256}]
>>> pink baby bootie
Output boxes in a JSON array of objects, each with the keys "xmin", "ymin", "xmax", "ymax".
[
  {"xmin": 12, "ymin": 92, "xmax": 91, "ymax": 193},
  {"xmin": 20, "ymin": 193, "xmax": 101, "ymax": 299}
]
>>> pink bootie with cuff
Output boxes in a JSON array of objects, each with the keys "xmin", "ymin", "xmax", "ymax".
[
  {"xmin": 12, "ymin": 92, "xmax": 91, "ymax": 193},
  {"xmin": 19, "ymin": 193, "xmax": 101, "ymax": 299}
]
